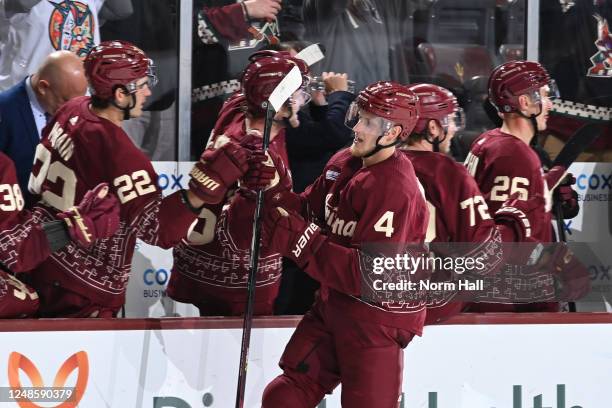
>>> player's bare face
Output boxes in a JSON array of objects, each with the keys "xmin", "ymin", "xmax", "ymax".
[
  {"xmin": 350, "ymin": 111, "xmax": 386, "ymax": 157},
  {"xmin": 523, "ymin": 86, "xmax": 552, "ymax": 131},
  {"xmin": 535, "ymin": 86, "xmax": 552, "ymax": 131},
  {"xmin": 129, "ymin": 77, "xmax": 152, "ymax": 118},
  {"xmin": 440, "ymin": 118, "xmax": 457, "ymax": 154}
]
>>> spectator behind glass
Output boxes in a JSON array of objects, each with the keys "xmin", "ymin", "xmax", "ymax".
[
  {"xmin": 0, "ymin": 0, "xmax": 132, "ymax": 91},
  {"xmin": 303, "ymin": 0, "xmax": 413, "ymax": 92}
]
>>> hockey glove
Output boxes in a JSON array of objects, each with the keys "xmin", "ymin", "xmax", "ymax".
[
  {"xmin": 494, "ymin": 194, "xmax": 545, "ymax": 242},
  {"xmin": 554, "ymin": 174, "xmax": 579, "ymax": 219},
  {"xmin": 532, "ymin": 243, "xmax": 590, "ymax": 301},
  {"xmin": 262, "ymin": 207, "xmax": 325, "ymax": 269},
  {"xmin": 242, "ymin": 148, "xmax": 302, "ymax": 211},
  {"xmin": 57, "ymin": 183, "xmax": 120, "ymax": 247},
  {"xmin": 188, "ymin": 142, "xmax": 251, "ymax": 204}
]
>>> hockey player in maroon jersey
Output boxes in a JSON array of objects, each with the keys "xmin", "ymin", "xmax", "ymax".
[
  {"xmin": 16, "ymin": 40, "xmax": 252, "ymax": 317},
  {"xmin": 168, "ymin": 50, "xmax": 312, "ymax": 316},
  {"xmin": 0, "ymin": 152, "xmax": 120, "ymax": 317},
  {"xmin": 464, "ymin": 60, "xmax": 569, "ymax": 312},
  {"xmin": 245, "ymin": 81, "xmax": 427, "ymax": 407},
  {"xmin": 401, "ymin": 83, "xmax": 547, "ymax": 324}
]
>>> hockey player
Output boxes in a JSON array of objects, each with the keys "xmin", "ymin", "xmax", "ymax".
[
  {"xmin": 168, "ymin": 50, "xmax": 311, "ymax": 316},
  {"xmin": 464, "ymin": 60, "xmax": 566, "ymax": 312},
  {"xmin": 401, "ymin": 83, "xmax": 544, "ymax": 323},
  {"xmin": 404, "ymin": 84, "xmax": 465, "ymax": 155},
  {"xmin": 248, "ymin": 81, "xmax": 428, "ymax": 407},
  {"xmin": 17, "ymin": 40, "xmax": 252, "ymax": 317},
  {"xmin": 0, "ymin": 151, "xmax": 120, "ymax": 317}
]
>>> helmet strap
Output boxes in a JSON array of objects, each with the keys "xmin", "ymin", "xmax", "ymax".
[
  {"xmin": 110, "ymin": 86, "xmax": 137, "ymax": 120},
  {"xmin": 528, "ymin": 115, "xmax": 539, "ymax": 149},
  {"xmin": 423, "ymin": 122, "xmax": 445, "ymax": 153},
  {"xmin": 363, "ymin": 133, "xmax": 401, "ymax": 158},
  {"xmin": 517, "ymin": 102, "xmax": 542, "ymax": 145}
]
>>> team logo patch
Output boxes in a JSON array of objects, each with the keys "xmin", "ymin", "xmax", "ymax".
[
  {"xmin": 48, "ymin": 1, "xmax": 96, "ymax": 57},
  {"xmin": 587, "ymin": 14, "xmax": 612, "ymax": 78}
]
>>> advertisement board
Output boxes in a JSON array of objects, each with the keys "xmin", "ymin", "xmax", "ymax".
[{"xmin": 1, "ymin": 323, "xmax": 610, "ymax": 407}]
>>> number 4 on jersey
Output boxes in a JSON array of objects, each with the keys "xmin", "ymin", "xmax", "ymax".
[{"xmin": 374, "ymin": 211, "xmax": 395, "ymax": 237}]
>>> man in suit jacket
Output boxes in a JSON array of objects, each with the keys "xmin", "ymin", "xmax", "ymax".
[{"xmin": 0, "ymin": 50, "xmax": 88, "ymax": 206}]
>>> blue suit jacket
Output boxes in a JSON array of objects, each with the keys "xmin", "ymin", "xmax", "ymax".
[{"xmin": 0, "ymin": 78, "xmax": 39, "ymax": 205}]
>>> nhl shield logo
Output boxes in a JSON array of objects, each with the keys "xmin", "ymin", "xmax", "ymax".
[{"xmin": 48, "ymin": 1, "xmax": 96, "ymax": 58}]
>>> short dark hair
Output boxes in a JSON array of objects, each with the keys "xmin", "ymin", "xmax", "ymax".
[
  {"xmin": 91, "ymin": 95, "xmax": 111, "ymax": 109},
  {"xmin": 405, "ymin": 131, "xmax": 426, "ymax": 146}
]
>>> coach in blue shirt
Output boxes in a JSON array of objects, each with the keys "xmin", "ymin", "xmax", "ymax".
[{"xmin": 0, "ymin": 50, "xmax": 88, "ymax": 206}]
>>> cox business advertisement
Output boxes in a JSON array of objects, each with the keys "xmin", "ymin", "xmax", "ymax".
[
  {"xmin": 0, "ymin": 324, "xmax": 611, "ymax": 407},
  {"xmin": 564, "ymin": 163, "xmax": 612, "ymax": 311}
]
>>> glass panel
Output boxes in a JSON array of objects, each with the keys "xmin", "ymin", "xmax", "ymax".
[
  {"xmin": 540, "ymin": 0, "xmax": 612, "ymax": 163},
  {"xmin": 100, "ymin": 0, "xmax": 180, "ymax": 161},
  {"xmin": 185, "ymin": 0, "xmax": 527, "ymax": 161}
]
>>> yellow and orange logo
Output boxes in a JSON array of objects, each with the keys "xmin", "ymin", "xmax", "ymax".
[{"xmin": 7, "ymin": 351, "xmax": 89, "ymax": 408}]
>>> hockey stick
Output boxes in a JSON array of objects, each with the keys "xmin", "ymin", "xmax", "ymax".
[
  {"xmin": 235, "ymin": 66, "xmax": 303, "ymax": 408},
  {"xmin": 550, "ymin": 122, "xmax": 604, "ymax": 312},
  {"xmin": 552, "ymin": 122, "xmax": 605, "ymax": 170}
]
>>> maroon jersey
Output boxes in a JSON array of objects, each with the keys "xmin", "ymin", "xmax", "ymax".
[
  {"xmin": 0, "ymin": 270, "xmax": 39, "ymax": 318},
  {"xmin": 297, "ymin": 148, "xmax": 429, "ymax": 334},
  {"xmin": 404, "ymin": 150, "xmax": 503, "ymax": 323},
  {"xmin": 0, "ymin": 153, "xmax": 41, "ymax": 317},
  {"xmin": 465, "ymin": 128, "xmax": 557, "ymax": 312},
  {"xmin": 22, "ymin": 96, "xmax": 197, "ymax": 310},
  {"xmin": 0, "ymin": 152, "xmax": 53, "ymax": 273},
  {"xmin": 168, "ymin": 94, "xmax": 287, "ymax": 314},
  {"xmin": 465, "ymin": 128, "xmax": 553, "ymax": 242},
  {"xmin": 405, "ymin": 150, "xmax": 497, "ymax": 244}
]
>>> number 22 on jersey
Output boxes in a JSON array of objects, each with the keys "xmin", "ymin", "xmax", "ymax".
[{"xmin": 29, "ymin": 144, "xmax": 156, "ymax": 211}]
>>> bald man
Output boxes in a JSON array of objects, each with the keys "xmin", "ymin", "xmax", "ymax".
[{"xmin": 0, "ymin": 50, "xmax": 88, "ymax": 206}]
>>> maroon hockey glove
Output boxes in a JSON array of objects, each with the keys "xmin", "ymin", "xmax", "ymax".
[
  {"xmin": 242, "ymin": 150, "xmax": 278, "ymax": 190},
  {"xmin": 533, "ymin": 243, "xmax": 590, "ymax": 302},
  {"xmin": 242, "ymin": 148, "xmax": 302, "ymax": 211},
  {"xmin": 554, "ymin": 174, "xmax": 579, "ymax": 219},
  {"xmin": 262, "ymin": 207, "xmax": 325, "ymax": 269},
  {"xmin": 57, "ymin": 183, "xmax": 120, "ymax": 247},
  {"xmin": 188, "ymin": 142, "xmax": 251, "ymax": 204},
  {"xmin": 494, "ymin": 194, "xmax": 545, "ymax": 242},
  {"xmin": 243, "ymin": 148, "xmax": 292, "ymax": 193}
]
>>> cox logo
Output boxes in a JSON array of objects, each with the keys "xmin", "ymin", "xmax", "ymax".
[
  {"xmin": 575, "ymin": 173, "xmax": 612, "ymax": 190},
  {"xmin": 143, "ymin": 269, "xmax": 169, "ymax": 286},
  {"xmin": 157, "ymin": 173, "xmax": 186, "ymax": 192}
]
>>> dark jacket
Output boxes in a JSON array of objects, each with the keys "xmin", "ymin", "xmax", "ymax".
[{"xmin": 0, "ymin": 79, "xmax": 39, "ymax": 205}]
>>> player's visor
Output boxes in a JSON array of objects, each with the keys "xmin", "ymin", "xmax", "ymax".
[
  {"xmin": 441, "ymin": 107, "xmax": 466, "ymax": 133},
  {"xmin": 345, "ymin": 102, "xmax": 394, "ymax": 134},
  {"xmin": 527, "ymin": 79, "xmax": 560, "ymax": 105}
]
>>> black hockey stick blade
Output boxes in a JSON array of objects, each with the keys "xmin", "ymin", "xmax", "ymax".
[{"xmin": 552, "ymin": 122, "xmax": 605, "ymax": 169}]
